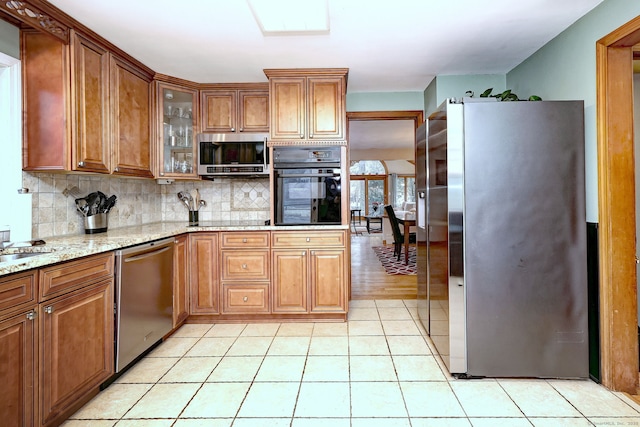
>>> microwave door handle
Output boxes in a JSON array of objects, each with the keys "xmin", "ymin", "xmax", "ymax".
[{"xmin": 279, "ymin": 173, "xmax": 337, "ymax": 178}]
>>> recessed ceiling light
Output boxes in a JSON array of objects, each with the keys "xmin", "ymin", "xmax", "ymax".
[{"xmin": 247, "ymin": 0, "xmax": 329, "ymax": 36}]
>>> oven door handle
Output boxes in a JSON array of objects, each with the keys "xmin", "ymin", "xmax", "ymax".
[{"xmin": 277, "ymin": 173, "xmax": 339, "ymax": 178}]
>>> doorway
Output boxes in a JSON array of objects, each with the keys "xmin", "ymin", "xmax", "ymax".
[
  {"xmin": 596, "ymin": 16, "xmax": 640, "ymax": 393},
  {"xmin": 347, "ymin": 111, "xmax": 423, "ymax": 300}
]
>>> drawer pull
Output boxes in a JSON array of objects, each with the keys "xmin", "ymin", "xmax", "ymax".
[
  {"xmin": 302, "ymin": 251, "xmax": 306, "ymax": 256},
  {"xmin": 243, "ymin": 296, "xmax": 248, "ymax": 302},
  {"xmin": 26, "ymin": 310, "xmax": 37, "ymax": 321},
  {"xmin": 242, "ymin": 238, "xmax": 247, "ymax": 243},
  {"xmin": 44, "ymin": 306, "xmax": 53, "ymax": 314},
  {"xmin": 242, "ymin": 263, "xmax": 247, "ymax": 269},
  {"xmin": 306, "ymin": 237, "xmax": 310, "ymax": 242}
]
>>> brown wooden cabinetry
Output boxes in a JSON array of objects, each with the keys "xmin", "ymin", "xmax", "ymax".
[
  {"xmin": 271, "ymin": 231, "xmax": 347, "ymax": 314},
  {"xmin": 173, "ymin": 234, "xmax": 189, "ymax": 327},
  {"xmin": 22, "ymin": 29, "xmax": 153, "ymax": 177},
  {"xmin": 200, "ymin": 84, "xmax": 269, "ymax": 133},
  {"xmin": 189, "ymin": 233, "xmax": 219, "ymax": 314},
  {"xmin": 0, "ymin": 271, "xmax": 38, "ymax": 427},
  {"xmin": 264, "ymin": 69, "xmax": 348, "ymax": 142},
  {"xmin": 220, "ymin": 231, "xmax": 270, "ymax": 314}
]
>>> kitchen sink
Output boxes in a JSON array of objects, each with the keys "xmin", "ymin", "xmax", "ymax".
[{"xmin": 0, "ymin": 252, "xmax": 48, "ymax": 263}]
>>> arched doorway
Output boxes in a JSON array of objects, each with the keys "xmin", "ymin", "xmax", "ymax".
[{"xmin": 597, "ymin": 15, "xmax": 640, "ymax": 393}]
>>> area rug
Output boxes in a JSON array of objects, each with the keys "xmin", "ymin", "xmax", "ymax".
[{"xmin": 372, "ymin": 245, "xmax": 417, "ymax": 275}]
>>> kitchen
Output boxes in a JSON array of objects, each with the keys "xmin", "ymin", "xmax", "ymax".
[{"xmin": 2, "ymin": 0, "xmax": 640, "ymax": 426}]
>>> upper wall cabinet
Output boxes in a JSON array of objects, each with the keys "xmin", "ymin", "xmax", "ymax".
[
  {"xmin": 22, "ymin": 30, "xmax": 154, "ymax": 178},
  {"xmin": 200, "ymin": 84, "xmax": 269, "ymax": 133},
  {"xmin": 264, "ymin": 68, "xmax": 348, "ymax": 143}
]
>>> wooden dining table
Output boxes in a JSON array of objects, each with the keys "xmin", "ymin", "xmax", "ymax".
[{"xmin": 397, "ymin": 216, "xmax": 416, "ymax": 265}]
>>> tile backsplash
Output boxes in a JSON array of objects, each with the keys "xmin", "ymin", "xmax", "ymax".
[{"xmin": 24, "ymin": 173, "xmax": 270, "ymax": 239}]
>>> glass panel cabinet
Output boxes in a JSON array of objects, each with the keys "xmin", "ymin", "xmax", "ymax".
[{"xmin": 157, "ymin": 82, "xmax": 198, "ymax": 178}]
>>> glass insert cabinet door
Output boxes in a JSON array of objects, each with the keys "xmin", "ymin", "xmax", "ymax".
[{"xmin": 158, "ymin": 83, "xmax": 197, "ymax": 178}]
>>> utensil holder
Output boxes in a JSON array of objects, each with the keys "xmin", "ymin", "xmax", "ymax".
[
  {"xmin": 84, "ymin": 213, "xmax": 108, "ymax": 234},
  {"xmin": 188, "ymin": 211, "xmax": 199, "ymax": 226}
]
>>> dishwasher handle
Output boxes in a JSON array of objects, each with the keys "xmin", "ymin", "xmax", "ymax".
[{"xmin": 123, "ymin": 245, "xmax": 172, "ymax": 263}]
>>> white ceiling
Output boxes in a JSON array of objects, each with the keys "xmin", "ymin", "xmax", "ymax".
[{"xmin": 44, "ymin": 0, "xmax": 604, "ymax": 160}]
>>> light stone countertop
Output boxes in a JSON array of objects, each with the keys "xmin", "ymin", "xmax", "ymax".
[{"xmin": 0, "ymin": 221, "xmax": 349, "ymax": 277}]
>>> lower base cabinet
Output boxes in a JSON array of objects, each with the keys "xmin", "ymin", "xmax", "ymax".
[{"xmin": 40, "ymin": 278, "xmax": 114, "ymax": 427}]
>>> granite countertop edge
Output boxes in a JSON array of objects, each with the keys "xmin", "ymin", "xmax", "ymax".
[{"xmin": 0, "ymin": 221, "xmax": 349, "ymax": 277}]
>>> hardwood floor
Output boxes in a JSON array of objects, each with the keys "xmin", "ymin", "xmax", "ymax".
[{"xmin": 349, "ymin": 230, "xmax": 417, "ymax": 300}]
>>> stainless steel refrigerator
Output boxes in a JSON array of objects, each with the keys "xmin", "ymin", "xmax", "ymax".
[{"xmin": 416, "ymin": 98, "xmax": 588, "ymax": 378}]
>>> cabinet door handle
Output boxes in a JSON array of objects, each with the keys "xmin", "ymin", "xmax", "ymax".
[
  {"xmin": 306, "ymin": 237, "xmax": 311, "ymax": 242},
  {"xmin": 239, "ymin": 128, "xmax": 244, "ymax": 132},
  {"xmin": 231, "ymin": 127, "xmax": 236, "ymax": 132},
  {"xmin": 242, "ymin": 263, "xmax": 247, "ymax": 269},
  {"xmin": 243, "ymin": 296, "xmax": 248, "ymax": 302},
  {"xmin": 78, "ymin": 161, "xmax": 85, "ymax": 167},
  {"xmin": 242, "ymin": 238, "xmax": 247, "ymax": 243},
  {"xmin": 309, "ymin": 133, "xmax": 314, "ymax": 138},
  {"xmin": 114, "ymin": 167, "xmax": 119, "ymax": 172},
  {"xmin": 302, "ymin": 251, "xmax": 306, "ymax": 256},
  {"xmin": 159, "ymin": 172, "xmax": 164, "ymax": 176},
  {"xmin": 26, "ymin": 310, "xmax": 37, "ymax": 321},
  {"xmin": 44, "ymin": 306, "xmax": 53, "ymax": 314}
]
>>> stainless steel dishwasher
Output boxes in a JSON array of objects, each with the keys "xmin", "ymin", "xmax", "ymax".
[{"xmin": 114, "ymin": 237, "xmax": 174, "ymax": 372}]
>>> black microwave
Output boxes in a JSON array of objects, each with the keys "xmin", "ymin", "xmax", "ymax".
[{"xmin": 197, "ymin": 133, "xmax": 269, "ymax": 177}]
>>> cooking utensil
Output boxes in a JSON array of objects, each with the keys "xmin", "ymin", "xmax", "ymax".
[
  {"xmin": 102, "ymin": 195, "xmax": 117, "ymax": 213},
  {"xmin": 85, "ymin": 192, "xmax": 100, "ymax": 216},
  {"xmin": 199, "ymin": 200, "xmax": 206, "ymax": 209},
  {"xmin": 75, "ymin": 198, "xmax": 89, "ymax": 217}
]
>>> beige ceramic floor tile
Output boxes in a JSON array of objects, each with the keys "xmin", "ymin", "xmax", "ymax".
[
  {"xmin": 349, "ymin": 299, "xmax": 377, "ymax": 308},
  {"xmin": 400, "ymin": 382, "xmax": 466, "ymax": 417},
  {"xmin": 409, "ymin": 418, "xmax": 472, "ymax": 427},
  {"xmin": 349, "ymin": 335, "xmax": 390, "ymax": 355},
  {"xmin": 267, "ymin": 336, "xmax": 311, "ymax": 355},
  {"xmin": 378, "ymin": 307, "xmax": 413, "ymax": 320},
  {"xmin": 403, "ymin": 299, "xmax": 418, "ymax": 307},
  {"xmin": 375, "ymin": 300, "xmax": 406, "ymax": 308},
  {"xmin": 184, "ymin": 337, "xmax": 236, "ymax": 357},
  {"xmin": 232, "ymin": 418, "xmax": 291, "ymax": 427},
  {"xmin": 294, "ymin": 382, "xmax": 351, "ymax": 417},
  {"xmin": 313, "ymin": 322, "xmax": 349, "ymax": 336},
  {"xmin": 348, "ymin": 307, "xmax": 380, "ymax": 321},
  {"xmin": 302, "ymin": 355, "xmax": 350, "ymax": 382},
  {"xmin": 549, "ymin": 380, "xmax": 640, "ymax": 417},
  {"xmin": 308, "ymin": 336, "xmax": 349, "ymax": 355},
  {"xmin": 350, "ymin": 355, "xmax": 398, "ymax": 381},
  {"xmin": 351, "ymin": 419, "xmax": 412, "ymax": 427},
  {"xmin": 113, "ymin": 420, "xmax": 175, "ymax": 427},
  {"xmin": 70, "ymin": 383, "xmax": 153, "ymax": 419},
  {"xmin": 226, "ymin": 336, "xmax": 273, "ymax": 356},
  {"xmin": 348, "ymin": 320, "xmax": 384, "ymax": 335},
  {"xmin": 254, "ymin": 355, "xmax": 306, "ymax": 381},
  {"xmin": 292, "ymin": 418, "xmax": 350, "ymax": 427},
  {"xmin": 204, "ymin": 323, "xmax": 247, "ymax": 337},
  {"xmin": 276, "ymin": 322, "xmax": 315, "ymax": 336},
  {"xmin": 529, "ymin": 418, "xmax": 592, "ymax": 427},
  {"xmin": 124, "ymin": 383, "xmax": 200, "ymax": 419},
  {"xmin": 237, "ymin": 382, "xmax": 300, "ymax": 417},
  {"xmin": 159, "ymin": 356, "xmax": 220, "ymax": 383},
  {"xmin": 386, "ymin": 335, "xmax": 432, "ymax": 355},
  {"xmin": 240, "ymin": 323, "xmax": 281, "ymax": 336},
  {"xmin": 115, "ymin": 357, "xmax": 178, "ymax": 384},
  {"xmin": 170, "ymin": 323, "xmax": 213, "ymax": 338},
  {"xmin": 393, "ymin": 355, "xmax": 447, "ymax": 381},
  {"xmin": 172, "ymin": 420, "xmax": 232, "ymax": 427},
  {"xmin": 148, "ymin": 337, "xmax": 198, "ymax": 357},
  {"xmin": 468, "ymin": 418, "xmax": 531, "ymax": 427},
  {"xmin": 181, "ymin": 382, "xmax": 251, "ymax": 418},
  {"xmin": 350, "ymin": 382, "xmax": 408, "ymax": 417},
  {"xmin": 382, "ymin": 320, "xmax": 422, "ymax": 335},
  {"xmin": 499, "ymin": 380, "xmax": 582, "ymax": 417},
  {"xmin": 206, "ymin": 355, "xmax": 263, "ymax": 382},
  {"xmin": 450, "ymin": 381, "xmax": 523, "ymax": 417}
]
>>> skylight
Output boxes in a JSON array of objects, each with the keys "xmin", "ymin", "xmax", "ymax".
[{"xmin": 247, "ymin": 0, "xmax": 329, "ymax": 36}]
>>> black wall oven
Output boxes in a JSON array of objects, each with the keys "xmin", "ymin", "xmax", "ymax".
[{"xmin": 273, "ymin": 146, "xmax": 342, "ymax": 226}]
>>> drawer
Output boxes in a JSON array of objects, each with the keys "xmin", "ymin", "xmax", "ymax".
[
  {"xmin": 40, "ymin": 252, "xmax": 114, "ymax": 301},
  {"xmin": 272, "ymin": 231, "xmax": 345, "ymax": 248},
  {"xmin": 222, "ymin": 284, "xmax": 269, "ymax": 313},
  {"xmin": 221, "ymin": 232, "xmax": 269, "ymax": 248},
  {"xmin": 0, "ymin": 270, "xmax": 37, "ymax": 315},
  {"xmin": 221, "ymin": 250, "xmax": 269, "ymax": 281}
]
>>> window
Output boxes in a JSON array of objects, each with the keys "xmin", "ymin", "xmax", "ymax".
[
  {"xmin": 349, "ymin": 160, "xmax": 386, "ymax": 217},
  {"xmin": 394, "ymin": 175, "xmax": 415, "ymax": 206}
]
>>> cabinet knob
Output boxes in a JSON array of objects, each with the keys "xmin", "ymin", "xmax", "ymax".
[
  {"xmin": 26, "ymin": 310, "xmax": 37, "ymax": 321},
  {"xmin": 243, "ymin": 296, "xmax": 248, "ymax": 302},
  {"xmin": 302, "ymin": 251, "xmax": 306, "ymax": 256},
  {"xmin": 231, "ymin": 128, "xmax": 236, "ymax": 132},
  {"xmin": 242, "ymin": 238, "xmax": 247, "ymax": 243},
  {"xmin": 160, "ymin": 172, "xmax": 164, "ymax": 176},
  {"xmin": 242, "ymin": 263, "xmax": 247, "ymax": 269},
  {"xmin": 311, "ymin": 251, "xmax": 315, "ymax": 256},
  {"xmin": 239, "ymin": 128, "xmax": 244, "ymax": 132},
  {"xmin": 78, "ymin": 161, "xmax": 85, "ymax": 167},
  {"xmin": 300, "ymin": 133, "xmax": 304, "ymax": 139},
  {"xmin": 44, "ymin": 306, "xmax": 53, "ymax": 314},
  {"xmin": 306, "ymin": 237, "xmax": 310, "ymax": 242},
  {"xmin": 114, "ymin": 167, "xmax": 119, "ymax": 172},
  {"xmin": 309, "ymin": 133, "xmax": 314, "ymax": 138}
]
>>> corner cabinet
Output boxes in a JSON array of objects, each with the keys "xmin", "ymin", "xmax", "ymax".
[
  {"xmin": 264, "ymin": 68, "xmax": 348, "ymax": 142},
  {"xmin": 155, "ymin": 80, "xmax": 198, "ymax": 179},
  {"xmin": 200, "ymin": 84, "xmax": 269, "ymax": 133},
  {"xmin": 22, "ymin": 29, "xmax": 154, "ymax": 178},
  {"xmin": 271, "ymin": 231, "xmax": 348, "ymax": 315}
]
